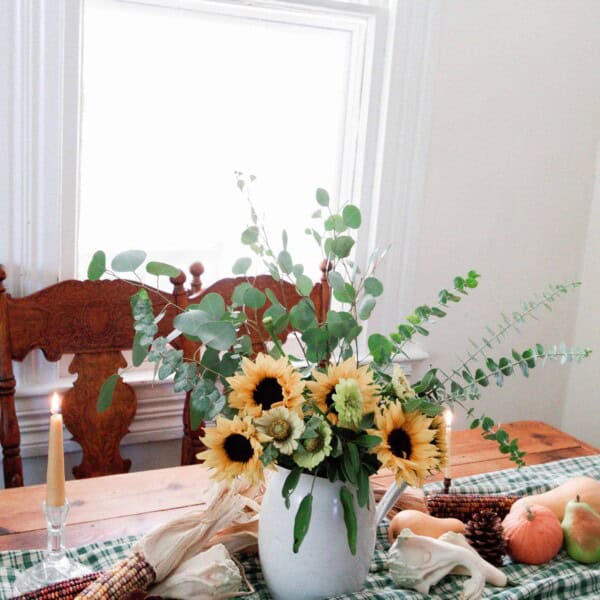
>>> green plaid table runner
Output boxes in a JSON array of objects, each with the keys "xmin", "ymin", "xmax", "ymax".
[{"xmin": 2, "ymin": 455, "xmax": 599, "ymax": 599}]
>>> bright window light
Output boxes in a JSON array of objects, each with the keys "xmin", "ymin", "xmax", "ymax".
[{"xmin": 78, "ymin": 0, "xmax": 352, "ymax": 285}]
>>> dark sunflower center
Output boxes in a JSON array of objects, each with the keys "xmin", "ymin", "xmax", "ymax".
[
  {"xmin": 388, "ymin": 428, "xmax": 412, "ymax": 459},
  {"xmin": 325, "ymin": 388, "xmax": 336, "ymax": 410},
  {"xmin": 253, "ymin": 377, "xmax": 284, "ymax": 410},
  {"xmin": 223, "ymin": 434, "xmax": 254, "ymax": 463}
]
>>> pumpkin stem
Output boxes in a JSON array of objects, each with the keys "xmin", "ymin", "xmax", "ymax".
[
  {"xmin": 524, "ymin": 504, "xmax": 535, "ymax": 521},
  {"xmin": 576, "ymin": 494, "xmax": 580, "ymax": 502}
]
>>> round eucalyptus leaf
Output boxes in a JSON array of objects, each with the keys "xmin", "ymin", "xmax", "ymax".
[
  {"xmin": 111, "ymin": 249, "xmax": 146, "ymax": 272},
  {"xmin": 364, "ymin": 277, "xmax": 384, "ymax": 297},
  {"xmin": 232, "ymin": 257, "xmax": 252, "ymax": 275},
  {"xmin": 342, "ymin": 205, "xmax": 361, "ymax": 229},
  {"xmin": 87, "ymin": 250, "xmax": 106, "ymax": 281},
  {"xmin": 316, "ymin": 188, "xmax": 330, "ymax": 207},
  {"xmin": 146, "ymin": 261, "xmax": 181, "ymax": 278}
]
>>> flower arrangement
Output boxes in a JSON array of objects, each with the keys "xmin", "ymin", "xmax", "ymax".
[{"xmin": 88, "ymin": 176, "xmax": 590, "ymax": 554}]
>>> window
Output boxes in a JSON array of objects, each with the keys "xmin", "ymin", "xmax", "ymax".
[
  {"xmin": 3, "ymin": 0, "xmax": 439, "ymax": 451},
  {"xmin": 78, "ymin": 0, "xmax": 360, "ymax": 284}
]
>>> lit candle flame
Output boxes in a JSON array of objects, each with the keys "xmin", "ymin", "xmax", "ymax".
[
  {"xmin": 444, "ymin": 408, "xmax": 454, "ymax": 427},
  {"xmin": 50, "ymin": 393, "xmax": 61, "ymax": 415}
]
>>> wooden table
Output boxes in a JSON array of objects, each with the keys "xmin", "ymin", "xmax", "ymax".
[{"xmin": 0, "ymin": 420, "xmax": 597, "ymax": 552}]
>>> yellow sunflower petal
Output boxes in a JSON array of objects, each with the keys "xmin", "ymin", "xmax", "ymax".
[{"xmin": 226, "ymin": 353, "xmax": 304, "ymax": 417}]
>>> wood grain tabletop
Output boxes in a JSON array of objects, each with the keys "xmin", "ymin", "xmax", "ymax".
[{"xmin": 0, "ymin": 420, "xmax": 597, "ymax": 552}]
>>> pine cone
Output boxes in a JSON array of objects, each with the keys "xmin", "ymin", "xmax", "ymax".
[{"xmin": 465, "ymin": 509, "xmax": 507, "ymax": 567}]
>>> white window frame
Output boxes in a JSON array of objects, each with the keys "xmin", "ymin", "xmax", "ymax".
[{"xmin": 1, "ymin": 0, "xmax": 441, "ymax": 455}]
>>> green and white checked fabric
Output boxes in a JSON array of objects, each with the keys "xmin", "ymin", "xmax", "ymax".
[{"xmin": 1, "ymin": 455, "xmax": 599, "ymax": 599}]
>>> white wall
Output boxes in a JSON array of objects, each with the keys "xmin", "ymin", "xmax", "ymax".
[
  {"xmin": 563, "ymin": 147, "xmax": 600, "ymax": 446},
  {"xmin": 411, "ymin": 1, "xmax": 600, "ymax": 436}
]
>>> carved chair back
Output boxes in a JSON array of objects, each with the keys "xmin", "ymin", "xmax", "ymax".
[
  {"xmin": 180, "ymin": 261, "xmax": 331, "ymax": 465},
  {"xmin": 0, "ymin": 266, "xmax": 194, "ymax": 488}
]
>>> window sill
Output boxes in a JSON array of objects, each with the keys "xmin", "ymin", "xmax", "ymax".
[{"xmin": 15, "ymin": 376, "xmax": 185, "ymax": 459}]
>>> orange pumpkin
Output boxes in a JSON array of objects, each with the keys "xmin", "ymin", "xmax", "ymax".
[{"xmin": 502, "ymin": 503, "xmax": 564, "ymax": 565}]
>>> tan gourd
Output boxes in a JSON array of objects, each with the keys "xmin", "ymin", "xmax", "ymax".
[
  {"xmin": 388, "ymin": 509, "xmax": 465, "ymax": 542},
  {"xmin": 510, "ymin": 477, "xmax": 600, "ymax": 521}
]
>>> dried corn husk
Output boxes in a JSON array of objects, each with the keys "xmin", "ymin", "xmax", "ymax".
[
  {"xmin": 75, "ymin": 480, "xmax": 262, "ymax": 599},
  {"xmin": 150, "ymin": 544, "xmax": 244, "ymax": 599}
]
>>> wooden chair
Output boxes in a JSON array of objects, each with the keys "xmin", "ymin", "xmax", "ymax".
[
  {"xmin": 180, "ymin": 260, "xmax": 331, "ymax": 465},
  {"xmin": 0, "ymin": 265, "xmax": 196, "ymax": 488}
]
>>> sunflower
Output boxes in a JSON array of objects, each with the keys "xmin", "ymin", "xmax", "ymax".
[
  {"xmin": 369, "ymin": 401, "xmax": 438, "ymax": 487},
  {"xmin": 429, "ymin": 415, "xmax": 448, "ymax": 471},
  {"xmin": 226, "ymin": 353, "xmax": 304, "ymax": 417},
  {"xmin": 254, "ymin": 406, "xmax": 305, "ymax": 455},
  {"xmin": 197, "ymin": 415, "xmax": 269, "ymax": 485},
  {"xmin": 391, "ymin": 365, "xmax": 417, "ymax": 401},
  {"xmin": 306, "ymin": 357, "xmax": 376, "ymax": 425},
  {"xmin": 292, "ymin": 419, "xmax": 333, "ymax": 470}
]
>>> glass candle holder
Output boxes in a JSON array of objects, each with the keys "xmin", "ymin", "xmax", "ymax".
[{"xmin": 12, "ymin": 499, "xmax": 92, "ymax": 594}]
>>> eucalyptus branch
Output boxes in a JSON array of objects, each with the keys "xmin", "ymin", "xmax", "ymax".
[{"xmin": 438, "ymin": 282, "xmax": 582, "ymax": 389}]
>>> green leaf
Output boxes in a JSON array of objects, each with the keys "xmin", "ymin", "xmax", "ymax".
[
  {"xmin": 97, "ymin": 374, "xmax": 119, "ymax": 413},
  {"xmin": 302, "ymin": 327, "xmax": 329, "ymax": 362},
  {"xmin": 260, "ymin": 443, "xmax": 279, "ymax": 467},
  {"xmin": 199, "ymin": 347, "xmax": 220, "ymax": 380},
  {"xmin": 470, "ymin": 418, "xmax": 480, "ymax": 429},
  {"xmin": 278, "ymin": 250, "xmax": 293, "ymax": 274},
  {"xmin": 482, "ymin": 416, "xmax": 495, "ymax": 431},
  {"xmin": 333, "ymin": 283, "xmax": 356, "ymax": 304},
  {"xmin": 282, "ymin": 230, "xmax": 288, "ymax": 250},
  {"xmin": 244, "ymin": 286, "xmax": 266, "ymax": 309},
  {"xmin": 232, "ymin": 283, "xmax": 266, "ymax": 309},
  {"xmin": 330, "ymin": 236, "xmax": 355, "ymax": 259},
  {"xmin": 293, "ymin": 493, "xmax": 313, "ymax": 553},
  {"xmin": 87, "ymin": 250, "xmax": 106, "ymax": 280},
  {"xmin": 340, "ymin": 486, "xmax": 357, "ymax": 555},
  {"xmin": 265, "ymin": 288, "xmax": 282, "ymax": 307},
  {"xmin": 146, "ymin": 261, "xmax": 180, "ymax": 278},
  {"xmin": 198, "ymin": 293, "xmax": 226, "ymax": 320},
  {"xmin": 327, "ymin": 271, "xmax": 345, "ymax": 292},
  {"xmin": 368, "ymin": 333, "xmax": 393, "ymax": 364},
  {"xmin": 355, "ymin": 434, "xmax": 381, "ymax": 450},
  {"xmin": 174, "ymin": 311, "xmax": 236, "ymax": 351},
  {"xmin": 358, "ymin": 294, "xmax": 376, "ymax": 320},
  {"xmin": 282, "ymin": 467, "xmax": 302, "ymax": 509},
  {"xmin": 342, "ymin": 205, "xmax": 361, "ymax": 229},
  {"xmin": 326, "ymin": 311, "xmax": 358, "ymax": 343},
  {"xmin": 132, "ymin": 332, "xmax": 149, "ymax": 367},
  {"xmin": 190, "ymin": 380, "xmax": 225, "ymax": 428},
  {"xmin": 263, "ymin": 304, "xmax": 289, "ymax": 335},
  {"xmin": 316, "ymin": 188, "xmax": 330, "ymax": 207},
  {"xmin": 295, "ymin": 273, "xmax": 314, "ymax": 297},
  {"xmin": 325, "ymin": 214, "xmax": 346, "ymax": 233},
  {"xmin": 290, "ymin": 298, "xmax": 317, "ymax": 331},
  {"xmin": 232, "ymin": 257, "xmax": 252, "ymax": 275},
  {"xmin": 111, "ymin": 250, "xmax": 146, "ymax": 273},
  {"xmin": 357, "ymin": 467, "xmax": 370, "ymax": 508},
  {"xmin": 241, "ymin": 226, "xmax": 259, "ymax": 245},
  {"xmin": 364, "ymin": 277, "xmax": 383, "ymax": 297},
  {"xmin": 498, "ymin": 357, "xmax": 513, "ymax": 375},
  {"xmin": 475, "ymin": 368, "xmax": 489, "ymax": 387}
]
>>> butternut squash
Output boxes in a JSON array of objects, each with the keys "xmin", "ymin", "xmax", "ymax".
[
  {"xmin": 510, "ymin": 477, "xmax": 600, "ymax": 521},
  {"xmin": 388, "ymin": 509, "xmax": 465, "ymax": 542}
]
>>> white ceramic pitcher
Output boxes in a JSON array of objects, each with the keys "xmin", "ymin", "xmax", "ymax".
[{"xmin": 258, "ymin": 467, "xmax": 405, "ymax": 600}]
